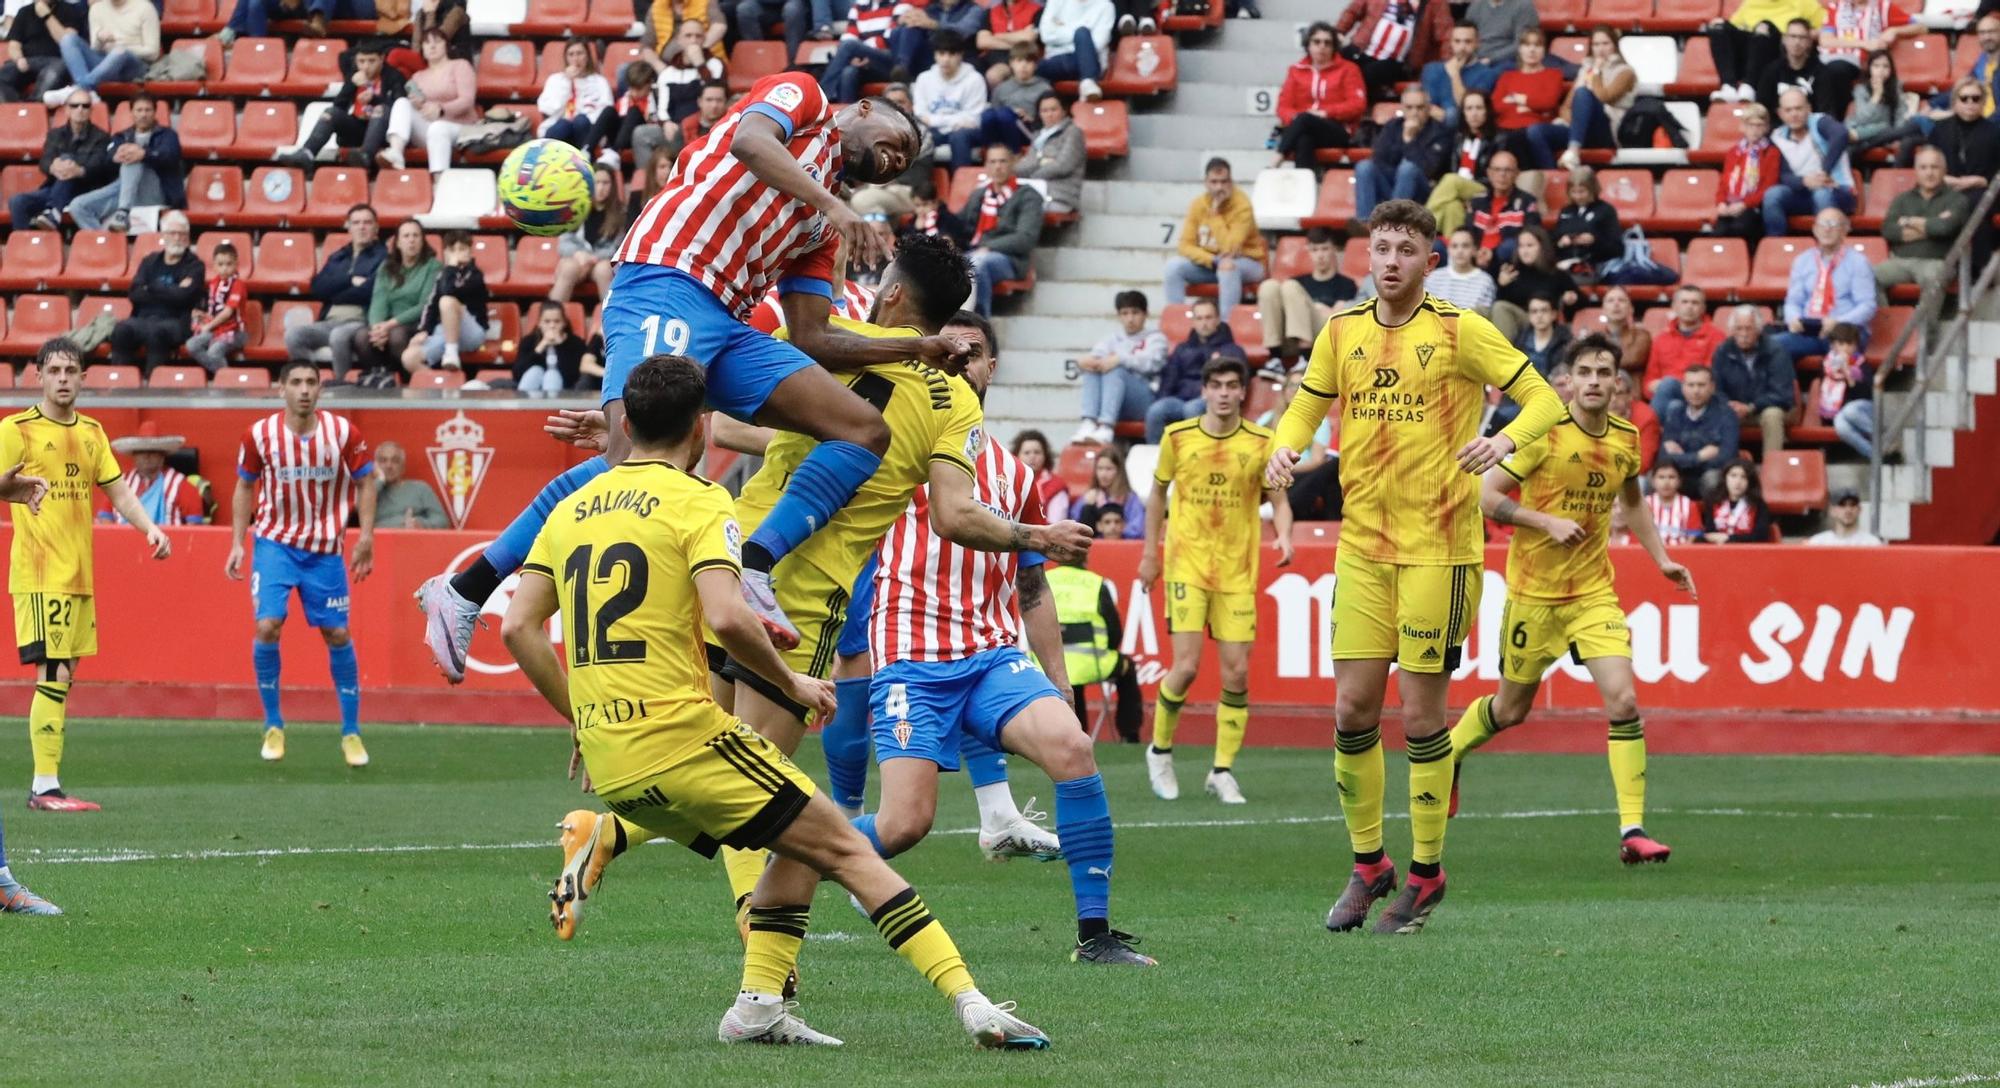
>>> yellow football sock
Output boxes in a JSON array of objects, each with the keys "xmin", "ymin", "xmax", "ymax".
[
  {"xmin": 740, "ymin": 904, "xmax": 809, "ymax": 996},
  {"xmin": 1607, "ymin": 717, "xmax": 1647, "ymax": 831},
  {"xmin": 1450, "ymin": 695, "xmax": 1497, "ymax": 761},
  {"xmin": 1213, "ymin": 689, "xmax": 1248, "ymax": 770},
  {"xmin": 1150, "ymin": 680, "xmax": 1187, "ymax": 751},
  {"xmin": 29, "ymin": 681, "xmax": 69, "ymax": 779},
  {"xmin": 722, "ymin": 846, "xmax": 768, "ymax": 904},
  {"xmin": 1407, "ymin": 731, "xmax": 1454, "ymax": 865},
  {"xmin": 607, "ymin": 814, "xmax": 641, "ymax": 857},
  {"xmin": 1333, "ymin": 726, "xmax": 1384, "ymax": 856},
  {"xmin": 870, "ymin": 887, "xmax": 975, "ymax": 998}
]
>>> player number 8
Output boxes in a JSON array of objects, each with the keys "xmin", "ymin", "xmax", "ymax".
[
  {"xmin": 638, "ymin": 314, "xmax": 692, "ymax": 357},
  {"xmin": 884, "ymin": 683, "xmax": 909, "ymax": 720}
]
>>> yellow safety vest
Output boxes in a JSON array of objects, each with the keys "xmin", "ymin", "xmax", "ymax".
[{"xmin": 1046, "ymin": 564, "xmax": 1116, "ymax": 686}]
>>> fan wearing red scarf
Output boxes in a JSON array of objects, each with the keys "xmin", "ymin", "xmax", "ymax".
[{"xmin": 948, "ymin": 143, "xmax": 1043, "ymax": 317}]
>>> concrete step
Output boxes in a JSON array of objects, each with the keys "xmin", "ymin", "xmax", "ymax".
[
  {"xmin": 1011, "ymin": 279, "xmax": 1155, "ymax": 317},
  {"xmin": 1126, "ymin": 144, "xmax": 1272, "ymax": 183},
  {"xmin": 1072, "ymin": 211, "xmax": 1185, "ymax": 249},
  {"xmin": 1263, "ymin": 0, "xmax": 1341, "ymax": 20},
  {"xmin": 1180, "ymin": 46, "xmax": 1296, "ymax": 86},
  {"xmin": 1079, "ymin": 179, "xmax": 1191, "ymax": 216},
  {"xmin": 985, "ymin": 382, "xmax": 1081, "ymax": 425},
  {"xmin": 1040, "ymin": 244, "xmax": 1173, "ymax": 282},
  {"xmin": 999, "ymin": 349, "xmax": 1080, "ymax": 385},
  {"xmin": 993, "ymin": 312, "xmax": 1120, "ymax": 351},
  {"xmin": 1128, "ymin": 112, "xmax": 1277, "ymax": 150}
]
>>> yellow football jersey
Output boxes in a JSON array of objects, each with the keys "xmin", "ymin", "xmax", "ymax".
[
  {"xmin": 0, "ymin": 407, "xmax": 122, "ymax": 595},
  {"xmin": 734, "ymin": 316, "xmax": 985, "ymax": 583},
  {"xmin": 1275, "ymin": 295, "xmax": 1565, "ymax": 566},
  {"xmin": 1153, "ymin": 417, "xmax": 1273, "ymax": 594},
  {"xmin": 1498, "ymin": 414, "xmax": 1645, "ymax": 604},
  {"xmin": 521, "ymin": 460, "xmax": 745, "ymax": 794}
]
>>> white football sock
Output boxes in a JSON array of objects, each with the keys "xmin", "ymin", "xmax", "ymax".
[
  {"xmin": 31, "ymin": 774, "xmax": 59, "ymax": 795},
  {"xmin": 973, "ymin": 782, "xmax": 1022, "ymax": 830}
]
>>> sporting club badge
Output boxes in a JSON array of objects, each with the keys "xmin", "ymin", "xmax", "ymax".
[{"xmin": 428, "ymin": 411, "xmax": 494, "ymax": 529}]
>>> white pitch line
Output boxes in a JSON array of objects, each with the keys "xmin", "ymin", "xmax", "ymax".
[
  {"xmin": 18, "ymin": 804, "xmax": 1971, "ymax": 867},
  {"xmin": 1849, "ymin": 1074, "xmax": 2000, "ymax": 1088}
]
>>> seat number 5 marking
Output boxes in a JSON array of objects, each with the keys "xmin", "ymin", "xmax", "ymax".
[{"xmin": 638, "ymin": 314, "xmax": 692, "ymax": 357}]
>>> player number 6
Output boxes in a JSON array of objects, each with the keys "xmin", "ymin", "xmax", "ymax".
[{"xmin": 638, "ymin": 315, "xmax": 692, "ymax": 358}]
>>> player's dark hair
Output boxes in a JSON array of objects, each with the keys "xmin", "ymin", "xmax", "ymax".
[
  {"xmin": 890, "ymin": 232, "xmax": 973, "ymax": 328},
  {"xmin": 623, "ymin": 354, "xmax": 707, "ymax": 446},
  {"xmin": 1565, "ymin": 331, "xmax": 1623, "ymax": 370},
  {"xmin": 1368, "ymin": 198, "xmax": 1438, "ymax": 243},
  {"xmin": 276, "ymin": 359, "xmax": 319, "ymax": 382},
  {"xmin": 35, "ymin": 337, "xmax": 82, "ymax": 371},
  {"xmin": 1203, "ymin": 354, "xmax": 1248, "ymax": 385},
  {"xmin": 867, "ymin": 93, "xmax": 926, "ymax": 153},
  {"xmin": 944, "ymin": 309, "xmax": 997, "ymax": 357},
  {"xmin": 1114, "ymin": 289, "xmax": 1148, "ymax": 313},
  {"xmin": 932, "ymin": 28, "xmax": 967, "ymax": 54},
  {"xmin": 1825, "ymin": 321, "xmax": 1862, "ymax": 346},
  {"xmin": 1305, "ymin": 225, "xmax": 1338, "ymax": 246}
]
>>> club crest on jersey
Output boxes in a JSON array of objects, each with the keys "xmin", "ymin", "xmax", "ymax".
[
  {"xmin": 427, "ymin": 411, "xmax": 494, "ymax": 529},
  {"xmin": 766, "ymin": 81, "xmax": 805, "ymax": 112},
  {"xmin": 1415, "ymin": 343, "xmax": 1435, "ymax": 370}
]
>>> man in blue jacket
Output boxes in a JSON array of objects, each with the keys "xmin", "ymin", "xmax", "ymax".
[
  {"xmin": 1762, "ymin": 89, "xmax": 1856, "ymax": 239},
  {"xmin": 1773, "ymin": 206, "xmax": 1875, "ymax": 361},
  {"xmin": 1353, "ymin": 85, "xmax": 1451, "ymax": 221},
  {"xmin": 65, "ymin": 90, "xmax": 181, "ymax": 233},
  {"xmin": 1144, "ymin": 298, "xmax": 1247, "ymax": 442},
  {"xmin": 1712, "ymin": 304, "xmax": 1797, "ymax": 459},
  {"xmin": 284, "ymin": 204, "xmax": 388, "ymax": 383},
  {"xmin": 1657, "ymin": 364, "xmax": 1739, "ymax": 494}
]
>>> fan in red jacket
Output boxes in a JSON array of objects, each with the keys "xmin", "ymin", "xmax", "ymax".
[
  {"xmin": 1272, "ymin": 22, "xmax": 1368, "ymax": 170},
  {"xmin": 1711, "ymin": 102, "xmax": 1782, "ymax": 242},
  {"xmin": 1334, "ymin": 0, "xmax": 1454, "ymax": 87}
]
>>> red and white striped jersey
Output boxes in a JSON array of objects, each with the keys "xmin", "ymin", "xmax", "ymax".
[
  {"xmin": 870, "ymin": 439, "xmax": 1045, "ymax": 669},
  {"xmin": 1645, "ymin": 492, "xmax": 1699, "ymax": 545},
  {"xmin": 617, "ymin": 72, "xmax": 844, "ymax": 320},
  {"xmin": 236, "ymin": 411, "xmax": 373, "ymax": 554},
  {"xmin": 747, "ymin": 279, "xmax": 878, "ymax": 334}
]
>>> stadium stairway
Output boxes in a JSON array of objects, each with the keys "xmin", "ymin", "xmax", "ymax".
[
  {"xmin": 985, "ymin": 3, "xmax": 1306, "ymax": 441},
  {"xmin": 1876, "ymin": 296, "xmax": 2000, "ymax": 541}
]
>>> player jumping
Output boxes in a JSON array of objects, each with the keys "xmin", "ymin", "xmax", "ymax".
[
  {"xmin": 225, "ymin": 362, "xmax": 377, "ymax": 767},
  {"xmin": 504, "ymin": 355, "xmax": 1051, "ymax": 1049},
  {"xmin": 422, "ymin": 72, "xmax": 961, "ymax": 673},
  {"xmin": 1451, "ymin": 334, "xmax": 1695, "ymax": 863},
  {"xmin": 1139, "ymin": 356, "xmax": 1293, "ymax": 805},
  {"xmin": 1265, "ymin": 200, "xmax": 1566, "ymax": 934},
  {"xmin": 1, "ymin": 338, "xmax": 172, "ymax": 812}
]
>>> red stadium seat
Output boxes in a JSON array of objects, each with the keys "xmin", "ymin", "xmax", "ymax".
[
  {"xmin": 1228, "ymin": 305, "xmax": 1268, "ymax": 364},
  {"xmin": 1652, "ymin": 0, "xmax": 1718, "ymax": 28},
  {"xmin": 469, "ymin": 234, "xmax": 511, "ymax": 289},
  {"xmin": 252, "ymin": 300, "xmax": 319, "ymax": 362},
  {"xmin": 124, "ymin": 231, "xmax": 164, "ymax": 283},
  {"xmin": 249, "ymin": 232, "xmax": 316, "ymax": 294},
  {"xmin": 478, "ymin": 40, "xmax": 540, "ymax": 100},
  {"xmin": 176, "ymin": 101, "xmax": 236, "ymax": 158},
  {"xmin": 284, "ymin": 39, "xmax": 348, "ymax": 95},
  {"xmin": 1646, "ymin": 236, "xmax": 1681, "ymax": 278},
  {"xmin": 215, "ymin": 367, "xmax": 273, "ymax": 390},
  {"xmin": 303, "ymin": 165, "xmax": 371, "ymax": 226},
  {"xmin": 196, "ymin": 230, "xmax": 256, "ymax": 282},
  {"xmin": 0, "ymin": 104, "xmax": 44, "ymax": 160},
  {"xmin": 510, "ymin": 235, "xmax": 562, "ymax": 296},
  {"xmin": 1549, "ymin": 36, "xmax": 1590, "ymax": 69},
  {"xmin": 184, "ymin": 163, "xmax": 246, "ymax": 223},
  {"xmin": 1666, "ymin": 35, "xmax": 1719, "ymax": 94},
  {"xmin": 1891, "ymin": 33, "xmax": 1950, "ymax": 92},
  {"xmin": 160, "ymin": 0, "xmax": 220, "ymax": 34},
  {"xmin": 1056, "ymin": 443, "xmax": 1100, "ymax": 492},
  {"xmin": 1270, "ymin": 236, "xmax": 1312, "ymax": 280},
  {"xmin": 53, "ymin": 230, "xmax": 128, "ymax": 292},
  {"xmin": 1, "ymin": 296, "xmax": 71, "ymax": 355},
  {"xmin": 1681, "ymin": 237, "xmax": 1749, "ymax": 291},
  {"xmin": 1100, "ymin": 35, "xmax": 1176, "ymax": 96},
  {"xmin": 481, "ymin": 303, "xmax": 523, "ymax": 356},
  {"xmin": 216, "ymin": 37, "xmax": 288, "ymax": 95},
  {"xmin": 728, "ymin": 41, "xmax": 787, "ymax": 93},
  {"xmin": 1654, "ymin": 168, "xmax": 1719, "ymax": 230},
  {"xmin": 409, "ymin": 368, "xmax": 467, "ymax": 390},
  {"xmin": 1307, "ymin": 169, "xmax": 1356, "ymax": 226},
  {"xmin": 1540, "ymin": 0, "xmax": 1587, "ymax": 29},
  {"xmin": 1696, "ymin": 102, "xmax": 1747, "ymax": 162},
  {"xmin": 236, "ymin": 300, "xmax": 264, "ymax": 355},
  {"xmin": 235, "ymin": 102, "xmax": 298, "ymax": 157},
  {"xmin": 1340, "ymin": 236, "xmax": 1369, "ymax": 280},
  {"xmin": 1071, "ymin": 100, "xmax": 1129, "ymax": 158},
  {"xmin": 947, "ymin": 165, "xmax": 988, "ymax": 212},
  {"xmin": 241, "ymin": 165, "xmax": 306, "ymax": 225},
  {"xmin": 1586, "ymin": 0, "xmax": 1652, "ymax": 25},
  {"xmin": 1847, "ymin": 236, "xmax": 1889, "ymax": 268},
  {"xmin": 583, "ymin": 0, "xmax": 636, "ymax": 34},
  {"xmin": 601, "ymin": 42, "xmax": 644, "ymax": 80},
  {"xmin": 1954, "ymin": 32, "xmax": 1984, "ymax": 80},
  {"xmin": 1857, "ymin": 168, "xmax": 1911, "ymax": 230},
  {"xmin": 83, "ymin": 364, "xmax": 141, "ymax": 390},
  {"xmin": 371, "ymin": 169, "xmax": 434, "ymax": 221},
  {"xmin": 536, "ymin": 40, "xmax": 574, "ymax": 83},
  {"xmin": 72, "ymin": 295, "xmax": 131, "ymax": 331},
  {"xmin": 1594, "ymin": 168, "xmax": 1654, "ymax": 225},
  {"xmin": 0, "ymin": 231, "xmax": 61, "ymax": 291},
  {"xmin": 1158, "ymin": 303, "xmax": 1194, "ymax": 344},
  {"xmin": 1762, "ymin": 449, "xmax": 1826, "ymax": 514},
  {"xmin": 1749, "ymin": 236, "xmax": 1809, "ymax": 298},
  {"xmin": 147, "ymin": 365, "xmax": 209, "ymax": 389},
  {"xmin": 1869, "ymin": 306, "xmax": 1919, "ymax": 368},
  {"xmin": 515, "ymin": 0, "xmax": 586, "ymax": 32}
]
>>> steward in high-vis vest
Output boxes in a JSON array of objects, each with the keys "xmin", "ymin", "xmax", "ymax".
[{"xmin": 1044, "ymin": 562, "xmax": 1141, "ymax": 742}]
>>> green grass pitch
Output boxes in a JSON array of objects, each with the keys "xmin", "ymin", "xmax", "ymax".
[{"xmin": 1, "ymin": 718, "xmax": 1995, "ymax": 1088}]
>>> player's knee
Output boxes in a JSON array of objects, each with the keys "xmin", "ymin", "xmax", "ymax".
[
  {"xmin": 1488, "ymin": 698, "xmax": 1530, "ymax": 730},
  {"xmin": 1334, "ymin": 692, "xmax": 1380, "ymax": 733},
  {"xmin": 1219, "ymin": 663, "xmax": 1250, "ymax": 692},
  {"xmin": 320, "ymin": 626, "xmax": 352, "ymax": 647},
  {"xmin": 846, "ymin": 410, "xmax": 892, "ymax": 456},
  {"xmin": 1604, "ymin": 690, "xmax": 1640, "ymax": 723},
  {"xmin": 1043, "ymin": 729, "xmax": 1097, "ymax": 781},
  {"xmin": 874, "ymin": 803, "xmax": 935, "ymax": 855},
  {"xmin": 254, "ymin": 618, "xmax": 285, "ymax": 642}
]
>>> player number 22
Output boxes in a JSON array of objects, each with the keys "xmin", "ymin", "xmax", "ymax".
[{"xmin": 639, "ymin": 314, "xmax": 692, "ymax": 357}]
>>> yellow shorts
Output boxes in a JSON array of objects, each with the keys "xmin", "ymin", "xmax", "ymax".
[
  {"xmin": 1499, "ymin": 593, "xmax": 1631, "ymax": 685},
  {"xmin": 1330, "ymin": 552, "xmax": 1480, "ymax": 674},
  {"xmin": 13, "ymin": 592, "xmax": 97, "ymax": 664},
  {"xmin": 594, "ymin": 721, "xmax": 818, "ymax": 858},
  {"xmin": 1165, "ymin": 581, "xmax": 1258, "ymax": 643},
  {"xmin": 719, "ymin": 557, "xmax": 852, "ymax": 720}
]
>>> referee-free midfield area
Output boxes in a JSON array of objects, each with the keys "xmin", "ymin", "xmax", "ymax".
[{"xmin": 1, "ymin": 718, "xmax": 1993, "ymax": 1088}]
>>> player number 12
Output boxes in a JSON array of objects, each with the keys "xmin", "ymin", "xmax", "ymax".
[{"xmin": 638, "ymin": 314, "xmax": 692, "ymax": 357}]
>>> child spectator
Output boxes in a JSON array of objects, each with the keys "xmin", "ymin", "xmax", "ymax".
[
  {"xmin": 916, "ymin": 30, "xmax": 1000, "ymax": 167},
  {"xmin": 1490, "ymin": 225, "xmax": 1576, "ymax": 341},
  {"xmin": 588, "ymin": 62, "xmax": 668, "ymax": 171},
  {"xmin": 990, "ymin": 42, "xmax": 1052, "ymax": 129},
  {"xmin": 1511, "ymin": 296, "xmax": 1572, "ymax": 377},
  {"xmin": 402, "ymin": 229, "xmax": 487, "ymax": 374},
  {"xmin": 1713, "ymin": 103, "xmax": 1780, "ymax": 241},
  {"xmin": 1817, "ymin": 321, "xmax": 1875, "ymax": 458},
  {"xmin": 514, "ymin": 300, "xmax": 589, "ymax": 396},
  {"xmin": 1070, "ymin": 445, "xmax": 1145, "ymax": 538},
  {"xmin": 184, "ymin": 242, "xmax": 247, "ymax": 373},
  {"xmin": 1073, "ymin": 289, "xmax": 1168, "ymax": 445},
  {"xmin": 1643, "ymin": 462, "xmax": 1700, "ymax": 543},
  {"xmin": 977, "ymin": 1, "xmax": 1048, "ymax": 85},
  {"xmin": 1011, "ymin": 429, "xmax": 1070, "ymax": 519},
  {"xmin": 1424, "ymin": 228, "xmax": 1497, "ymax": 312},
  {"xmin": 1702, "ymin": 461, "xmax": 1775, "ymax": 543}
]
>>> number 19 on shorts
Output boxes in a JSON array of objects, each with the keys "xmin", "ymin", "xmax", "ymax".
[{"xmin": 639, "ymin": 315, "xmax": 692, "ymax": 357}]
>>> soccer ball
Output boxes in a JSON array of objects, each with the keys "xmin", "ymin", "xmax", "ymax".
[{"xmin": 498, "ymin": 139, "xmax": 595, "ymax": 237}]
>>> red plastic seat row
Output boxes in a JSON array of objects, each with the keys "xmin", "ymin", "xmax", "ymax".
[
  {"xmin": 476, "ymin": 39, "xmax": 647, "ymax": 101},
  {"xmin": 184, "ymin": 164, "xmax": 436, "ymax": 227}
]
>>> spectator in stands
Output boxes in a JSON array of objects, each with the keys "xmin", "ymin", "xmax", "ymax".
[
  {"xmin": 1712, "ymin": 303, "xmax": 1796, "ymax": 457},
  {"xmin": 1816, "ymin": 321, "xmax": 1876, "ymax": 458},
  {"xmin": 279, "ymin": 41, "xmax": 405, "ymax": 170},
  {"xmin": 1552, "ymin": 166, "xmax": 1622, "ymax": 272},
  {"xmin": 382, "ymin": 27, "xmax": 478, "ymax": 174},
  {"xmin": 1596, "ymin": 285, "xmax": 1651, "ymax": 376},
  {"xmin": 1355, "ymin": 85, "xmax": 1450, "ymax": 220},
  {"xmin": 1701, "ymin": 460, "xmax": 1773, "ymax": 543},
  {"xmin": 1643, "ymin": 461, "xmax": 1700, "ymax": 542},
  {"xmin": 1807, "ymin": 488, "xmax": 1882, "ymax": 544},
  {"xmin": 731, "ymin": 0, "xmax": 809, "ymax": 85},
  {"xmin": 47, "ymin": 0, "xmax": 154, "ymax": 104},
  {"xmin": 110, "ymin": 210, "xmax": 203, "ymax": 374},
  {"xmin": 220, "ymin": 0, "xmax": 359, "ymax": 45},
  {"xmin": 371, "ymin": 441, "xmax": 450, "ymax": 528},
  {"xmin": 1776, "ymin": 206, "xmax": 1875, "ymax": 360},
  {"xmin": 401, "ymin": 230, "xmax": 487, "ymax": 375},
  {"xmin": 1659, "ymin": 365, "xmax": 1739, "ymax": 492},
  {"xmin": 1425, "ymin": 227, "xmax": 1497, "ymax": 312},
  {"xmin": 1335, "ymin": 0, "xmax": 1452, "ymax": 93},
  {"xmin": 1490, "ymin": 225, "xmax": 1577, "ymax": 340},
  {"xmin": 640, "ymin": 0, "xmax": 727, "ymax": 69},
  {"xmin": 552, "ymin": 164, "xmax": 629, "ymax": 304},
  {"xmin": 1147, "ymin": 300, "xmax": 1245, "ymax": 441},
  {"xmin": 1924, "ymin": 79, "xmax": 2000, "ymax": 193},
  {"xmin": 977, "ymin": 0, "xmax": 1047, "ymax": 85},
  {"xmin": 586, "ymin": 62, "xmax": 670, "ymax": 172},
  {"xmin": 1, "ymin": 0, "xmax": 86, "ymax": 105},
  {"xmin": 1846, "ymin": 50, "xmax": 1921, "ymax": 154},
  {"xmin": 1510, "ymin": 295, "xmax": 1572, "ymax": 380},
  {"xmin": 1420, "ymin": 23, "xmax": 1500, "ymax": 128},
  {"xmin": 1164, "ymin": 158, "xmax": 1266, "ymax": 314},
  {"xmin": 628, "ymin": 148, "xmax": 673, "ymax": 223},
  {"xmin": 1425, "ymin": 90, "xmax": 1499, "ymax": 236},
  {"xmin": 1764, "ymin": 88, "xmax": 1857, "ymax": 238},
  {"xmin": 1752, "ymin": 19, "xmax": 1823, "ymax": 114},
  {"xmin": 1271, "ymin": 22, "xmax": 1365, "ymax": 169},
  {"xmin": 1706, "ymin": 0, "xmax": 1823, "ymax": 105},
  {"xmin": 537, "ymin": 39, "xmax": 615, "ymax": 148},
  {"xmin": 512, "ymin": 300, "xmax": 590, "ymax": 397},
  {"xmin": 820, "ymin": 0, "xmax": 906, "ymax": 105},
  {"xmin": 1260, "ymin": 371, "xmax": 1342, "ymax": 519},
  {"xmin": 62, "ymin": 89, "xmax": 178, "ymax": 233},
  {"xmin": 989, "ymin": 42, "xmax": 1052, "ymax": 137},
  {"xmin": 1713, "ymin": 102, "xmax": 1780, "ymax": 241},
  {"xmin": 1070, "ymin": 445, "xmax": 1144, "ymax": 537},
  {"xmin": 348, "ymin": 219, "xmax": 438, "ymax": 388},
  {"xmin": 288, "ymin": 204, "xmax": 384, "ymax": 383},
  {"xmin": 1037, "ymin": 0, "xmax": 1113, "ymax": 102},
  {"xmin": 890, "ymin": 0, "xmax": 989, "ymax": 79},
  {"xmin": 1072, "ymin": 289, "xmax": 1166, "ymax": 444},
  {"xmin": 411, "ymin": 0, "xmax": 472, "ymax": 66},
  {"xmin": 1815, "ymin": 0, "xmax": 1918, "ymax": 119},
  {"xmin": 1466, "ymin": 0, "xmax": 1537, "ymax": 69},
  {"xmin": 1610, "ymin": 368, "xmax": 1658, "ymax": 471},
  {"xmin": 1646, "ymin": 284, "xmax": 1728, "ymax": 413},
  {"xmin": 1464, "ymin": 149, "xmax": 1535, "ymax": 269},
  {"xmin": 1256, "ymin": 226, "xmax": 1357, "ymax": 369},
  {"xmin": 1019, "ymin": 93, "xmax": 1084, "ymax": 213},
  {"xmin": 1549, "ymin": 27, "xmax": 1636, "ymax": 172},
  {"xmin": 1876, "ymin": 145, "xmax": 1968, "ymax": 304},
  {"xmin": 681, "ymin": 79, "xmax": 730, "ymax": 147},
  {"xmin": 9, "ymin": 86, "xmax": 107, "ymax": 231},
  {"xmin": 1492, "ymin": 29, "xmax": 1564, "ymax": 168},
  {"xmin": 647, "ymin": 20, "xmax": 726, "ymax": 128},
  {"xmin": 1010, "ymin": 429, "xmax": 1070, "ymax": 519},
  {"xmin": 1922, "ymin": 16, "xmax": 1999, "ymax": 124},
  {"xmin": 916, "ymin": 31, "xmax": 997, "ymax": 167},
  {"xmin": 952, "ymin": 142, "xmax": 1042, "ymax": 316},
  {"xmin": 183, "ymin": 241, "xmax": 247, "ymax": 373}
]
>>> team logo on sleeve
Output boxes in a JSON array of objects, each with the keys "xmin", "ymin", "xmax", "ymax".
[
  {"xmin": 964, "ymin": 426, "xmax": 986, "ymax": 461},
  {"xmin": 724, "ymin": 519, "xmax": 743, "ymax": 561},
  {"xmin": 766, "ymin": 82, "xmax": 804, "ymax": 111}
]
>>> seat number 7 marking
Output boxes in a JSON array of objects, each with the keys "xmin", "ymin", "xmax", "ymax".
[{"xmin": 638, "ymin": 314, "xmax": 691, "ymax": 357}]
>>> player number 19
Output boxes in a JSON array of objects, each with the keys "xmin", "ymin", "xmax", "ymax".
[{"xmin": 639, "ymin": 314, "xmax": 692, "ymax": 357}]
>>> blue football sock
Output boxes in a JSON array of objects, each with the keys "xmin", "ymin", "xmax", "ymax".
[
  {"xmin": 482, "ymin": 456, "xmax": 609, "ymax": 574},
  {"xmin": 744, "ymin": 440, "xmax": 881, "ymax": 569},
  {"xmin": 823, "ymin": 677, "xmax": 872, "ymax": 810},
  {"xmin": 328, "ymin": 641, "xmax": 360, "ymax": 736},
  {"xmin": 850, "ymin": 813, "xmax": 890, "ymax": 858},
  {"xmin": 1055, "ymin": 774, "xmax": 1113, "ymax": 922},
  {"xmin": 253, "ymin": 641, "xmax": 283, "ymax": 728},
  {"xmin": 961, "ymin": 729, "xmax": 1010, "ymax": 789}
]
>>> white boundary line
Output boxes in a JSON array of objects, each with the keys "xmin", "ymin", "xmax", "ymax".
[
  {"xmin": 18, "ymin": 805, "xmax": 1972, "ymax": 866},
  {"xmin": 1849, "ymin": 1075, "xmax": 2000, "ymax": 1088}
]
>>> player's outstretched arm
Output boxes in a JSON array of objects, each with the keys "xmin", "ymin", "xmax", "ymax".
[
  {"xmin": 779, "ymin": 290, "xmax": 969, "ymax": 371},
  {"xmin": 693, "ymin": 568, "xmax": 837, "ymax": 720},
  {"xmin": 926, "ymin": 461, "xmax": 1093, "ymax": 563},
  {"xmin": 711, "ymin": 414, "xmax": 775, "ymax": 456},
  {"xmin": 1267, "ymin": 487, "xmax": 1295, "ymax": 567},
  {"xmin": 1016, "ymin": 563, "xmax": 1070, "ymax": 692},
  {"xmin": 1619, "ymin": 477, "xmax": 1697, "ymax": 599},
  {"xmin": 0, "ymin": 463, "xmax": 48, "ymax": 514},
  {"xmin": 101, "ymin": 477, "xmax": 171, "ymax": 559},
  {"xmin": 732, "ymin": 112, "xmax": 887, "ymax": 269},
  {"xmin": 225, "ymin": 474, "xmax": 254, "ymax": 579},
  {"xmin": 1269, "ymin": 327, "xmax": 1339, "ymax": 487},
  {"xmin": 1481, "ymin": 466, "xmax": 1585, "ymax": 547},
  {"xmin": 1138, "ymin": 478, "xmax": 1169, "ymax": 587},
  {"xmin": 501, "ymin": 572, "xmax": 573, "ymax": 722}
]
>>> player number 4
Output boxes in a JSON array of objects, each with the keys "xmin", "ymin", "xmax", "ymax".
[
  {"xmin": 638, "ymin": 314, "xmax": 692, "ymax": 357},
  {"xmin": 884, "ymin": 683, "xmax": 909, "ymax": 720}
]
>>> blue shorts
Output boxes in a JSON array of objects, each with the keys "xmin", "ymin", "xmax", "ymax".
[
  {"xmin": 869, "ymin": 645, "xmax": 1064, "ymax": 771},
  {"xmin": 836, "ymin": 554, "xmax": 877, "ymax": 660},
  {"xmin": 251, "ymin": 536, "xmax": 351, "ymax": 628},
  {"xmin": 600, "ymin": 263, "xmax": 819, "ymax": 419}
]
